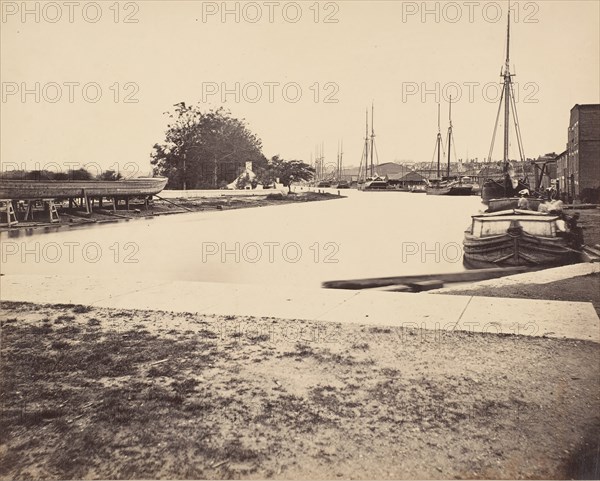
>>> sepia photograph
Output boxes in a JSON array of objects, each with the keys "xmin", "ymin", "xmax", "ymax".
[{"xmin": 1, "ymin": 0, "xmax": 599, "ymax": 479}]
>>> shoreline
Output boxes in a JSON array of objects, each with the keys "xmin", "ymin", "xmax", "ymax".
[{"xmin": 0, "ymin": 190, "xmax": 342, "ymax": 237}]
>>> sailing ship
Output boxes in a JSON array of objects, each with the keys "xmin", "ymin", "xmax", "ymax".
[
  {"xmin": 358, "ymin": 104, "xmax": 391, "ymax": 190},
  {"xmin": 480, "ymin": 2, "xmax": 530, "ymax": 205},
  {"xmin": 463, "ymin": 7, "xmax": 582, "ymax": 268},
  {"xmin": 426, "ymin": 98, "xmax": 473, "ymax": 196},
  {"xmin": 335, "ymin": 140, "xmax": 350, "ymax": 188}
]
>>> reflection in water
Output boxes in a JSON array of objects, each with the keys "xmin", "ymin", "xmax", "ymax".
[{"xmin": 1, "ymin": 190, "xmax": 485, "ymax": 288}]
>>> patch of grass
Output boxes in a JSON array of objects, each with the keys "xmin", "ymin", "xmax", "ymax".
[
  {"xmin": 249, "ymin": 333, "xmax": 271, "ymax": 343},
  {"xmin": 71, "ymin": 305, "xmax": 92, "ymax": 314},
  {"xmin": 368, "ymin": 326, "xmax": 392, "ymax": 334},
  {"xmin": 30, "ymin": 324, "xmax": 53, "ymax": 335},
  {"xmin": 278, "ymin": 343, "xmax": 373, "ymax": 367},
  {"xmin": 171, "ymin": 378, "xmax": 199, "ymax": 394},
  {"xmin": 50, "ymin": 340, "xmax": 70, "ymax": 350},
  {"xmin": 1, "ymin": 301, "xmax": 35, "ymax": 310},
  {"xmin": 198, "ymin": 328, "xmax": 218, "ymax": 339}
]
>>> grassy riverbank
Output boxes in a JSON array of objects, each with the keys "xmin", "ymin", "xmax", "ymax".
[{"xmin": 1, "ymin": 301, "xmax": 598, "ymax": 480}]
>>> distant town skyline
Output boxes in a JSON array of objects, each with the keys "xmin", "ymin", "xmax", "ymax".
[{"xmin": 2, "ymin": 1, "xmax": 598, "ymax": 177}]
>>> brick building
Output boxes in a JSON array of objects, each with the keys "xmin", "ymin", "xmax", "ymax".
[{"xmin": 557, "ymin": 104, "xmax": 600, "ymax": 200}]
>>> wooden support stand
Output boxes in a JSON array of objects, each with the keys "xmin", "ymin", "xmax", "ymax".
[
  {"xmin": 0, "ymin": 199, "xmax": 18, "ymax": 227},
  {"xmin": 43, "ymin": 199, "xmax": 60, "ymax": 223},
  {"xmin": 24, "ymin": 200, "xmax": 36, "ymax": 221},
  {"xmin": 82, "ymin": 189, "xmax": 91, "ymax": 215}
]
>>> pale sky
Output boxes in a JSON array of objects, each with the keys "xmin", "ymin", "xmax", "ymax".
[{"xmin": 1, "ymin": 0, "xmax": 599, "ymax": 177}]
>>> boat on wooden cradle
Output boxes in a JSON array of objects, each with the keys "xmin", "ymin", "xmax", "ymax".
[{"xmin": 0, "ymin": 177, "xmax": 168, "ymax": 201}]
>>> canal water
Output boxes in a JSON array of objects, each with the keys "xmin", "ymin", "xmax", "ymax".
[{"xmin": 1, "ymin": 190, "xmax": 485, "ymax": 288}]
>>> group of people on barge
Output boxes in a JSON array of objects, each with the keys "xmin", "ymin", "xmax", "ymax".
[{"xmin": 517, "ymin": 189, "xmax": 583, "ymax": 249}]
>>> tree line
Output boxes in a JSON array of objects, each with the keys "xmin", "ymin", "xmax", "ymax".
[
  {"xmin": 151, "ymin": 104, "xmax": 314, "ymax": 191},
  {"xmin": 1, "ymin": 169, "xmax": 122, "ymax": 181},
  {"xmin": 3, "ymin": 105, "xmax": 314, "ymax": 192}
]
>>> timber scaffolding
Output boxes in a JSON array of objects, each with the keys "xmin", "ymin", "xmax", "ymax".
[{"xmin": 0, "ymin": 191, "xmax": 155, "ymax": 227}]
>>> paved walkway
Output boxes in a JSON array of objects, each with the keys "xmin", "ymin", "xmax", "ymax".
[
  {"xmin": 432, "ymin": 262, "xmax": 599, "ymax": 293},
  {"xmin": 1, "ymin": 274, "xmax": 598, "ymax": 343}
]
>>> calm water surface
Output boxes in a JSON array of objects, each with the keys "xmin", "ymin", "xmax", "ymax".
[{"xmin": 1, "ymin": 190, "xmax": 486, "ymax": 288}]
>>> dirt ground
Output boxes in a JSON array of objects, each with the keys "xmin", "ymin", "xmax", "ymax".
[
  {"xmin": 575, "ymin": 208, "xmax": 600, "ymax": 247},
  {"xmin": 1, "ymin": 301, "xmax": 598, "ymax": 480}
]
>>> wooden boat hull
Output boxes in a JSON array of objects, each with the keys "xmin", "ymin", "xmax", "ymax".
[
  {"xmin": 463, "ymin": 211, "xmax": 579, "ymax": 267},
  {"xmin": 363, "ymin": 182, "xmax": 389, "ymax": 190},
  {"xmin": 0, "ymin": 178, "xmax": 168, "ymax": 200},
  {"xmin": 463, "ymin": 231, "xmax": 577, "ymax": 267},
  {"xmin": 426, "ymin": 185, "xmax": 473, "ymax": 196}
]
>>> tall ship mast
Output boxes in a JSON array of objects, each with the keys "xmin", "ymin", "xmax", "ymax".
[
  {"xmin": 337, "ymin": 140, "xmax": 344, "ymax": 181},
  {"xmin": 447, "ymin": 96, "xmax": 453, "ymax": 178},
  {"xmin": 370, "ymin": 103, "xmax": 375, "ymax": 178},
  {"xmin": 426, "ymin": 97, "xmax": 472, "ymax": 196},
  {"xmin": 436, "ymin": 103, "xmax": 443, "ymax": 178},
  {"xmin": 481, "ymin": 4, "xmax": 529, "ymax": 204},
  {"xmin": 359, "ymin": 109, "xmax": 370, "ymax": 184},
  {"xmin": 358, "ymin": 104, "xmax": 385, "ymax": 189}
]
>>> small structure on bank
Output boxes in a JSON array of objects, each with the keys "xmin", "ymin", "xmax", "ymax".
[{"xmin": 226, "ymin": 161, "xmax": 258, "ymax": 190}]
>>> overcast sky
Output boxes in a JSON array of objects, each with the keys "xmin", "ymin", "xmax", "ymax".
[{"xmin": 1, "ymin": 0, "xmax": 598, "ymax": 176}]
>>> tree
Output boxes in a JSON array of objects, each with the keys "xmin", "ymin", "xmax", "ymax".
[
  {"xmin": 266, "ymin": 156, "xmax": 315, "ymax": 193},
  {"xmin": 97, "ymin": 170, "xmax": 122, "ymax": 181},
  {"xmin": 68, "ymin": 168, "xmax": 94, "ymax": 180},
  {"xmin": 151, "ymin": 104, "xmax": 267, "ymax": 189}
]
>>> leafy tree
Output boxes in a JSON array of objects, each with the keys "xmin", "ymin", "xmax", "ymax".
[
  {"xmin": 97, "ymin": 170, "xmax": 123, "ymax": 181},
  {"xmin": 24, "ymin": 170, "xmax": 53, "ymax": 181},
  {"xmin": 266, "ymin": 156, "xmax": 315, "ymax": 193},
  {"xmin": 18, "ymin": 168, "xmax": 93, "ymax": 181},
  {"xmin": 68, "ymin": 168, "xmax": 94, "ymax": 180},
  {"xmin": 151, "ymin": 104, "xmax": 267, "ymax": 189}
]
